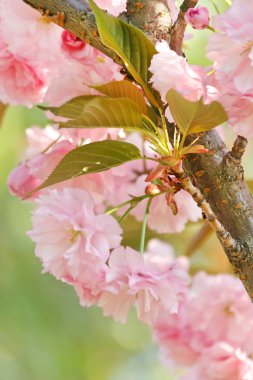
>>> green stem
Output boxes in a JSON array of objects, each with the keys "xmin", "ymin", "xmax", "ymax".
[
  {"xmin": 140, "ymin": 197, "xmax": 152, "ymax": 254},
  {"xmin": 106, "ymin": 194, "xmax": 150, "ymax": 215},
  {"xmin": 206, "ymin": 25, "xmax": 216, "ymax": 33},
  {"xmin": 118, "ymin": 206, "xmax": 133, "ymax": 222},
  {"xmin": 159, "ymin": 109, "xmax": 172, "ymax": 155}
]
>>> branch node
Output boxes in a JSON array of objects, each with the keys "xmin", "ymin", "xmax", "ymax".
[{"xmin": 228, "ymin": 135, "xmax": 248, "ymax": 162}]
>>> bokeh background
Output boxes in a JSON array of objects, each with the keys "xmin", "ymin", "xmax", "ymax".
[{"xmin": 0, "ymin": 1, "xmax": 236, "ymax": 379}]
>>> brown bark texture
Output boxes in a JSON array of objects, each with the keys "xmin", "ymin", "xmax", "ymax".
[{"xmin": 22, "ymin": 0, "xmax": 253, "ymax": 300}]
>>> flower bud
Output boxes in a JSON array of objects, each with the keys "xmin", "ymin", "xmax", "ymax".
[
  {"xmin": 8, "ymin": 163, "xmax": 40, "ymax": 199},
  {"xmin": 185, "ymin": 7, "xmax": 210, "ymax": 30},
  {"xmin": 145, "ymin": 184, "xmax": 161, "ymax": 196}
]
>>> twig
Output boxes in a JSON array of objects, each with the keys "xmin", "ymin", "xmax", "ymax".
[{"xmin": 228, "ymin": 135, "xmax": 248, "ymax": 162}]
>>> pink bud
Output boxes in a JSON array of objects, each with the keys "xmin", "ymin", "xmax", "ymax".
[
  {"xmin": 61, "ymin": 31, "xmax": 86, "ymax": 52},
  {"xmin": 8, "ymin": 163, "xmax": 41, "ymax": 199},
  {"xmin": 185, "ymin": 7, "xmax": 210, "ymax": 30}
]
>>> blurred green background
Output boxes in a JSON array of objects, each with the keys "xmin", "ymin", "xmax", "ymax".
[{"xmin": 0, "ymin": 1, "xmax": 232, "ymax": 379}]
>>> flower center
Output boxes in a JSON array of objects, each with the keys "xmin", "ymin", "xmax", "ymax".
[
  {"xmin": 224, "ymin": 305, "xmax": 234, "ymax": 316},
  {"xmin": 69, "ymin": 228, "xmax": 81, "ymax": 244}
]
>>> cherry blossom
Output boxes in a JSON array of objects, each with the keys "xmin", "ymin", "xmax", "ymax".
[
  {"xmin": 149, "ymin": 41, "xmax": 218, "ymax": 109},
  {"xmin": 0, "ymin": 35, "xmax": 46, "ymax": 106},
  {"xmin": 180, "ymin": 343, "xmax": 253, "ymax": 380},
  {"xmin": 28, "ymin": 188, "xmax": 122, "ymax": 282},
  {"xmin": 153, "ymin": 272, "xmax": 253, "ymax": 368},
  {"xmin": 207, "ymin": 0, "xmax": 253, "ymax": 136},
  {"xmin": 0, "ymin": 0, "xmax": 121, "ymax": 106},
  {"xmin": 99, "ymin": 244, "xmax": 189, "ymax": 324}
]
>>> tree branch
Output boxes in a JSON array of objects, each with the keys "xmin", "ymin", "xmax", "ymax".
[
  {"xmin": 22, "ymin": 0, "xmax": 253, "ymax": 301},
  {"xmin": 184, "ymin": 131, "xmax": 253, "ymax": 298},
  {"xmin": 170, "ymin": 0, "xmax": 198, "ymax": 54}
]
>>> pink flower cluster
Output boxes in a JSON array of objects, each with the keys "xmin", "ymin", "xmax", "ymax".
[
  {"xmin": 0, "ymin": 0, "xmax": 121, "ymax": 106},
  {"xmin": 206, "ymin": 0, "xmax": 253, "ymax": 137},
  {"xmin": 153, "ymin": 272, "xmax": 253, "ymax": 379},
  {"xmin": 27, "ymin": 187, "xmax": 189, "ymax": 324}
]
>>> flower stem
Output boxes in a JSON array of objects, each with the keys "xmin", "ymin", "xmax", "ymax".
[{"xmin": 140, "ymin": 197, "xmax": 152, "ymax": 254}]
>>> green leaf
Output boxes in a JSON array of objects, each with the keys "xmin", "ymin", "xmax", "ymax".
[
  {"xmin": 39, "ymin": 96, "xmax": 97, "ymax": 119},
  {"xmin": 59, "ymin": 97, "xmax": 143, "ymax": 130},
  {"xmin": 89, "ymin": 0, "xmax": 159, "ymax": 107},
  {"xmin": 35, "ymin": 140, "xmax": 142, "ymax": 190},
  {"xmin": 166, "ymin": 89, "xmax": 228, "ymax": 136},
  {"xmin": 93, "ymin": 80, "xmax": 147, "ymax": 114}
]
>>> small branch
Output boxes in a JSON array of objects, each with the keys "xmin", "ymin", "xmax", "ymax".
[
  {"xmin": 176, "ymin": 170, "xmax": 238, "ymax": 251},
  {"xmin": 169, "ymin": 0, "xmax": 198, "ymax": 54},
  {"xmin": 176, "ymin": 168, "xmax": 253, "ymax": 300},
  {"xmin": 228, "ymin": 135, "xmax": 248, "ymax": 162}
]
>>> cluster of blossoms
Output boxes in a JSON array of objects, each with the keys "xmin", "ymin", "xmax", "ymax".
[
  {"xmin": 153, "ymin": 272, "xmax": 253, "ymax": 379},
  {"xmin": 28, "ymin": 187, "xmax": 190, "ymax": 324},
  {"xmin": 0, "ymin": 0, "xmax": 121, "ymax": 106},
  {"xmin": 206, "ymin": 0, "xmax": 253, "ymax": 136},
  {"xmin": 4, "ymin": 0, "xmax": 253, "ymax": 379}
]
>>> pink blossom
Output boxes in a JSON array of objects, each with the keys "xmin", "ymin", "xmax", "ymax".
[
  {"xmin": 8, "ymin": 162, "xmax": 41, "ymax": 199},
  {"xmin": 27, "ymin": 188, "xmax": 122, "ymax": 284},
  {"xmin": 0, "ymin": 0, "xmax": 122, "ymax": 107},
  {"xmin": 207, "ymin": 0, "xmax": 253, "ymax": 136},
  {"xmin": 0, "ymin": 36, "xmax": 46, "ymax": 106},
  {"xmin": 181, "ymin": 343, "xmax": 253, "ymax": 380},
  {"xmin": 153, "ymin": 272, "xmax": 253, "ymax": 368},
  {"xmin": 0, "ymin": 0, "xmax": 63, "ymax": 66},
  {"xmin": 99, "ymin": 245, "xmax": 189, "ymax": 324},
  {"xmin": 149, "ymin": 41, "xmax": 213, "ymax": 104},
  {"xmin": 94, "ymin": 0, "xmax": 127, "ymax": 16},
  {"xmin": 185, "ymin": 7, "xmax": 210, "ymax": 30},
  {"xmin": 44, "ymin": 54, "xmax": 122, "ymax": 106}
]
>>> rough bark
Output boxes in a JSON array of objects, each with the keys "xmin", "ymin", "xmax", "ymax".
[{"xmin": 22, "ymin": 0, "xmax": 253, "ymax": 300}]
